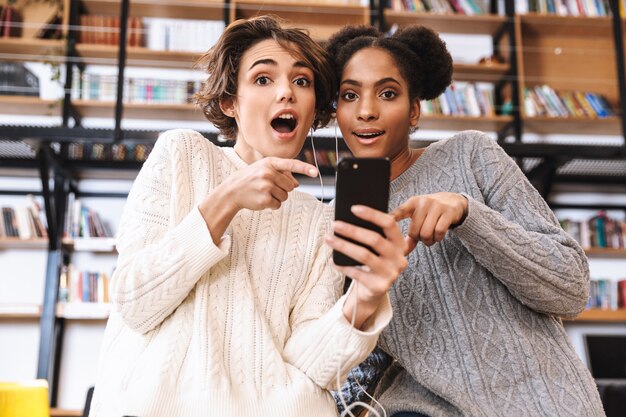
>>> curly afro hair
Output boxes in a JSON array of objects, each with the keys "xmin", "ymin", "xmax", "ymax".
[{"xmin": 326, "ymin": 24, "xmax": 453, "ymax": 102}]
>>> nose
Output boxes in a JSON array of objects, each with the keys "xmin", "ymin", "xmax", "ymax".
[
  {"xmin": 276, "ymin": 79, "xmax": 295, "ymax": 103},
  {"xmin": 357, "ymin": 93, "xmax": 377, "ymax": 121}
]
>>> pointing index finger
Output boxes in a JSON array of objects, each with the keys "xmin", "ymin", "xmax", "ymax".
[
  {"xmin": 390, "ymin": 203, "xmax": 414, "ymax": 221},
  {"xmin": 269, "ymin": 157, "xmax": 318, "ymax": 178}
]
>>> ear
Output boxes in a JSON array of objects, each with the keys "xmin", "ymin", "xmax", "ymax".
[
  {"xmin": 409, "ymin": 98, "xmax": 420, "ymax": 127},
  {"xmin": 219, "ymin": 97, "xmax": 236, "ymax": 118}
]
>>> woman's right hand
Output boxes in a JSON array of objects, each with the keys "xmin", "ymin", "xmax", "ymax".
[{"xmin": 198, "ymin": 157, "xmax": 319, "ymax": 244}]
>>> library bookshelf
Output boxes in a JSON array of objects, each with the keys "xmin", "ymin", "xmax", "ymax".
[{"xmin": 0, "ymin": 0, "xmax": 625, "ymax": 411}]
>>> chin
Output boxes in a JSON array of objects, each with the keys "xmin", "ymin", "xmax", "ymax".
[{"xmin": 350, "ymin": 146, "xmax": 383, "ymax": 158}]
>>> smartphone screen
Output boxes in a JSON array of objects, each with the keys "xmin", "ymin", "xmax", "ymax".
[{"xmin": 333, "ymin": 157, "xmax": 390, "ymax": 266}]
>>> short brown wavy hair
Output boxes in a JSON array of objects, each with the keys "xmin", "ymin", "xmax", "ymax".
[{"xmin": 194, "ymin": 15, "xmax": 336, "ymax": 141}]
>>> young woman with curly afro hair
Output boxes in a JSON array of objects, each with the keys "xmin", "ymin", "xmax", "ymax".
[{"xmin": 327, "ymin": 24, "xmax": 604, "ymax": 417}]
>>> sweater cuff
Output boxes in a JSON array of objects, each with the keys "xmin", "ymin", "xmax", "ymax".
[
  {"xmin": 336, "ymin": 290, "xmax": 393, "ymax": 337},
  {"xmin": 451, "ymin": 194, "xmax": 485, "ymax": 241},
  {"xmin": 173, "ymin": 206, "xmax": 231, "ymax": 275}
]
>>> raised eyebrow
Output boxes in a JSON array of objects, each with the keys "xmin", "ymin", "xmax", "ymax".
[{"xmin": 249, "ymin": 58, "xmax": 276, "ymax": 71}]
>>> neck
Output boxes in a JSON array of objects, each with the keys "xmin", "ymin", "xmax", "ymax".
[{"xmin": 390, "ymin": 146, "xmax": 422, "ymax": 180}]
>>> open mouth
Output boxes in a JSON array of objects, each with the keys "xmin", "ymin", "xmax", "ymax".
[
  {"xmin": 354, "ymin": 130, "xmax": 384, "ymax": 139},
  {"xmin": 271, "ymin": 113, "xmax": 298, "ymax": 134}
]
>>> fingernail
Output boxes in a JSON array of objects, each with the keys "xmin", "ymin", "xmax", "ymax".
[
  {"xmin": 351, "ymin": 205, "xmax": 364, "ymax": 213},
  {"xmin": 309, "ymin": 168, "xmax": 318, "ymax": 176}
]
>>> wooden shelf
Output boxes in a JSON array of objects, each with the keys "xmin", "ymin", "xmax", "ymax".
[
  {"xmin": 0, "ymin": 38, "xmax": 66, "ymax": 63},
  {"xmin": 418, "ymin": 114, "xmax": 513, "ymax": 132},
  {"xmin": 81, "ymin": 0, "xmax": 225, "ymax": 20},
  {"xmin": 0, "ymin": 237, "xmax": 48, "ymax": 249},
  {"xmin": 50, "ymin": 408, "xmax": 83, "ymax": 417},
  {"xmin": 62, "ymin": 237, "xmax": 117, "ymax": 252},
  {"xmin": 232, "ymin": 1, "xmax": 369, "ymax": 41},
  {"xmin": 520, "ymin": 14, "xmax": 612, "ymax": 37},
  {"xmin": 72, "ymin": 100, "xmax": 207, "ymax": 121},
  {"xmin": 569, "ymin": 309, "xmax": 626, "ymax": 323},
  {"xmin": 453, "ymin": 62, "xmax": 510, "ymax": 82},
  {"xmin": 522, "ymin": 116, "xmax": 621, "ymax": 135},
  {"xmin": 0, "ymin": 95, "xmax": 62, "ymax": 117},
  {"xmin": 384, "ymin": 11, "xmax": 507, "ymax": 35},
  {"xmin": 0, "ymin": 303, "xmax": 112, "ymax": 320},
  {"xmin": 0, "ymin": 304, "xmax": 41, "ymax": 319},
  {"xmin": 74, "ymin": 44, "xmax": 200, "ymax": 69},
  {"xmin": 56, "ymin": 303, "xmax": 111, "ymax": 320},
  {"xmin": 584, "ymin": 247, "xmax": 626, "ymax": 258}
]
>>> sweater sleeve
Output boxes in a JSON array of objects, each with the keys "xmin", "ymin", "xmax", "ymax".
[
  {"xmin": 110, "ymin": 131, "xmax": 230, "ymax": 334},
  {"xmin": 451, "ymin": 131, "xmax": 589, "ymax": 318},
  {"xmin": 283, "ymin": 212, "xmax": 393, "ymax": 391}
]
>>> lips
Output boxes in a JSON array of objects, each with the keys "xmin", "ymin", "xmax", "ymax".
[
  {"xmin": 271, "ymin": 110, "xmax": 298, "ymax": 136},
  {"xmin": 353, "ymin": 129, "xmax": 385, "ymax": 143}
]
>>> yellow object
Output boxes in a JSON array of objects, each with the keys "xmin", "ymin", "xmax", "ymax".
[{"xmin": 0, "ymin": 380, "xmax": 50, "ymax": 417}]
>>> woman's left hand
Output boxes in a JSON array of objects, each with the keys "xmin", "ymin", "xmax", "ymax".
[{"xmin": 325, "ymin": 205, "xmax": 408, "ymax": 329}]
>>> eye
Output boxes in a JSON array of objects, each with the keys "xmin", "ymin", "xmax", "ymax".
[
  {"xmin": 341, "ymin": 91, "xmax": 358, "ymax": 102},
  {"xmin": 255, "ymin": 75, "xmax": 271, "ymax": 86},
  {"xmin": 380, "ymin": 90, "xmax": 397, "ymax": 99},
  {"xmin": 294, "ymin": 77, "xmax": 311, "ymax": 87}
]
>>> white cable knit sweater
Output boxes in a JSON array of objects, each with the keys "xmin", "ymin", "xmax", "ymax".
[{"xmin": 88, "ymin": 129, "xmax": 391, "ymax": 417}]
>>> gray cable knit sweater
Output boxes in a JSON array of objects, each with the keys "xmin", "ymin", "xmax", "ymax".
[{"xmin": 335, "ymin": 131, "xmax": 605, "ymax": 417}]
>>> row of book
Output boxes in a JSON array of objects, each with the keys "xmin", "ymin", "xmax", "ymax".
[
  {"xmin": 71, "ymin": 71, "xmax": 202, "ymax": 105},
  {"xmin": 143, "ymin": 17, "xmax": 224, "ymax": 53},
  {"xmin": 422, "ymin": 82, "xmax": 497, "ymax": 117},
  {"xmin": 0, "ymin": 196, "xmax": 48, "ymax": 240},
  {"xmin": 78, "ymin": 15, "xmax": 144, "ymax": 47},
  {"xmin": 517, "ymin": 0, "xmax": 612, "ymax": 16},
  {"xmin": 586, "ymin": 279, "xmax": 626, "ymax": 310},
  {"xmin": 66, "ymin": 142, "xmax": 154, "ymax": 162},
  {"xmin": 523, "ymin": 85, "xmax": 614, "ymax": 118},
  {"xmin": 560, "ymin": 213, "xmax": 626, "ymax": 250},
  {"xmin": 77, "ymin": 15, "xmax": 224, "ymax": 53},
  {"xmin": 63, "ymin": 194, "xmax": 113, "ymax": 240},
  {"xmin": 387, "ymin": 0, "xmax": 490, "ymax": 14},
  {"xmin": 299, "ymin": 148, "xmax": 353, "ymax": 169},
  {"xmin": 58, "ymin": 264, "xmax": 110, "ymax": 304}
]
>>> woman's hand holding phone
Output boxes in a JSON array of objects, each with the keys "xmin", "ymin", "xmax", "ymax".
[{"xmin": 325, "ymin": 205, "xmax": 408, "ymax": 330}]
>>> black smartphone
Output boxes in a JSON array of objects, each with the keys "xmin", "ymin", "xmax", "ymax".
[{"xmin": 333, "ymin": 157, "xmax": 390, "ymax": 266}]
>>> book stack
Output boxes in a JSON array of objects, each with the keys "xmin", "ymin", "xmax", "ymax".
[
  {"xmin": 587, "ymin": 279, "xmax": 626, "ymax": 310},
  {"xmin": 63, "ymin": 194, "xmax": 112, "ymax": 240},
  {"xmin": 72, "ymin": 69, "xmax": 201, "ymax": 105},
  {"xmin": 0, "ymin": 5, "xmax": 21, "ymax": 37},
  {"xmin": 516, "ymin": 0, "xmax": 612, "ymax": 16},
  {"xmin": 0, "ymin": 196, "xmax": 48, "ymax": 240},
  {"xmin": 59, "ymin": 264, "xmax": 110, "ymax": 304},
  {"xmin": 78, "ymin": 15, "xmax": 143, "ymax": 46},
  {"xmin": 67, "ymin": 142, "xmax": 155, "ymax": 162},
  {"xmin": 387, "ymin": 0, "xmax": 490, "ymax": 14},
  {"xmin": 421, "ymin": 82, "xmax": 496, "ymax": 117},
  {"xmin": 144, "ymin": 18, "xmax": 225, "ymax": 52},
  {"xmin": 0, "ymin": 62, "xmax": 39, "ymax": 97},
  {"xmin": 524, "ymin": 85, "xmax": 614, "ymax": 118},
  {"xmin": 300, "ymin": 148, "xmax": 353, "ymax": 169},
  {"xmin": 560, "ymin": 213, "xmax": 626, "ymax": 249}
]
